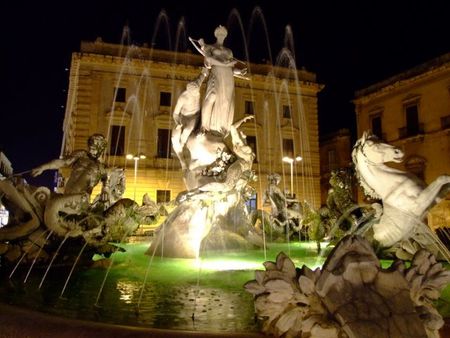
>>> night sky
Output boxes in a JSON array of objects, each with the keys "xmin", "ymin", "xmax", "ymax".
[{"xmin": 1, "ymin": 0, "xmax": 448, "ymax": 187}]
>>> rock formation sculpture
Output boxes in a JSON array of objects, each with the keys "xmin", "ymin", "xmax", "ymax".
[{"xmin": 245, "ymin": 235, "xmax": 450, "ymax": 338}]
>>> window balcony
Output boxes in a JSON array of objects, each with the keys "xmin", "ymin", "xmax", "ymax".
[{"xmin": 398, "ymin": 123, "xmax": 424, "ymax": 139}]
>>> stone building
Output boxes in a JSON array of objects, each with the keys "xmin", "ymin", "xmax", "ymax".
[
  {"xmin": 61, "ymin": 39, "xmax": 323, "ymax": 209},
  {"xmin": 319, "ymin": 129, "xmax": 353, "ymax": 205},
  {"xmin": 354, "ymin": 53, "xmax": 450, "ymax": 228}
]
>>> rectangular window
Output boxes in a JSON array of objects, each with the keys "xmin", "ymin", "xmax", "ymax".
[
  {"xmin": 156, "ymin": 190, "xmax": 171, "ymax": 203},
  {"xmin": 371, "ymin": 115, "xmax": 382, "ymax": 139},
  {"xmin": 110, "ymin": 125, "xmax": 125, "ymax": 156},
  {"xmin": 282, "ymin": 105, "xmax": 291, "ymax": 118},
  {"xmin": 405, "ymin": 104, "xmax": 419, "ymax": 136},
  {"xmin": 245, "ymin": 100, "xmax": 255, "ymax": 115},
  {"xmin": 160, "ymin": 92, "xmax": 172, "ymax": 107},
  {"xmin": 328, "ymin": 149, "xmax": 337, "ymax": 170},
  {"xmin": 114, "ymin": 87, "xmax": 126, "ymax": 103},
  {"xmin": 246, "ymin": 135, "xmax": 257, "ymax": 161},
  {"xmin": 157, "ymin": 128, "xmax": 172, "ymax": 158},
  {"xmin": 441, "ymin": 115, "xmax": 450, "ymax": 129},
  {"xmin": 282, "ymin": 138, "xmax": 294, "ymax": 158}
]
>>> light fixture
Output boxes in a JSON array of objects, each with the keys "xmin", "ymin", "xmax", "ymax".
[
  {"xmin": 126, "ymin": 153, "xmax": 146, "ymax": 201},
  {"xmin": 282, "ymin": 155, "xmax": 302, "ymax": 198}
]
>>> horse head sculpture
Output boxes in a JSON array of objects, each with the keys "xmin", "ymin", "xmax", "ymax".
[{"xmin": 352, "ymin": 131, "xmax": 450, "ymax": 247}]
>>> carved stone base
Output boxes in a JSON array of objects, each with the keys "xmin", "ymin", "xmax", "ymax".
[
  {"xmin": 147, "ymin": 197, "xmax": 257, "ymax": 258},
  {"xmin": 245, "ymin": 235, "xmax": 450, "ymax": 338}
]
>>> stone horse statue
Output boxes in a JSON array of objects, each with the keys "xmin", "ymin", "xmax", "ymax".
[{"xmin": 352, "ymin": 131, "xmax": 450, "ymax": 247}]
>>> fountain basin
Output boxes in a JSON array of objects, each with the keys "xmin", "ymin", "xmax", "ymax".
[
  {"xmin": 0, "ymin": 302, "xmax": 263, "ymax": 338},
  {"xmin": 2, "ymin": 303, "xmax": 450, "ymax": 338},
  {"xmin": 1, "ymin": 240, "xmax": 450, "ymax": 337},
  {"xmin": 0, "ymin": 241, "xmax": 326, "ymax": 335}
]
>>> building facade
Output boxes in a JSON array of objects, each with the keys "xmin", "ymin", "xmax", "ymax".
[
  {"xmin": 61, "ymin": 39, "xmax": 323, "ymax": 209},
  {"xmin": 354, "ymin": 53, "xmax": 450, "ymax": 228}
]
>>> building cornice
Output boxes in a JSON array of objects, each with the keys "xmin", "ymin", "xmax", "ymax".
[
  {"xmin": 354, "ymin": 53, "xmax": 450, "ymax": 104},
  {"xmin": 77, "ymin": 40, "xmax": 323, "ymax": 91}
]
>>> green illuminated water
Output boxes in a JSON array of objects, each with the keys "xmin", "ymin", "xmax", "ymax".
[{"xmin": 1, "ymin": 240, "xmax": 449, "ymax": 333}]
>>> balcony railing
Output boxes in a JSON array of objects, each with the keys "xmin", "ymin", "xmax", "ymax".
[{"xmin": 398, "ymin": 123, "xmax": 424, "ymax": 139}]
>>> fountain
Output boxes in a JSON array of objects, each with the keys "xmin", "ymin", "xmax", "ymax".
[
  {"xmin": 245, "ymin": 132, "xmax": 450, "ymax": 337},
  {"xmin": 1, "ymin": 8, "xmax": 450, "ymax": 338}
]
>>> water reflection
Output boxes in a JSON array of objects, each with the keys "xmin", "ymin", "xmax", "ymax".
[{"xmin": 1, "ymin": 241, "xmax": 327, "ymax": 332}]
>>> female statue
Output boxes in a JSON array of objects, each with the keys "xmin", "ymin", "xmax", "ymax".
[{"xmin": 189, "ymin": 25, "xmax": 247, "ymax": 135}]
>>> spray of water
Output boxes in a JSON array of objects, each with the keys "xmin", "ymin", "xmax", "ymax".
[
  {"xmin": 23, "ymin": 230, "xmax": 53, "ymax": 283},
  {"xmin": 9, "ymin": 229, "xmax": 50, "ymax": 279},
  {"xmin": 38, "ymin": 232, "xmax": 71, "ymax": 289},
  {"xmin": 94, "ymin": 231, "xmax": 132, "ymax": 306},
  {"xmin": 59, "ymin": 241, "xmax": 89, "ymax": 298}
]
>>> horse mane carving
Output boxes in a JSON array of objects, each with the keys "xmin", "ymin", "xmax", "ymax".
[{"xmin": 351, "ymin": 131, "xmax": 381, "ymax": 200}]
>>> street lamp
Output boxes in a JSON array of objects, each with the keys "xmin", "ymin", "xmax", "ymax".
[
  {"xmin": 126, "ymin": 153, "xmax": 146, "ymax": 201},
  {"xmin": 282, "ymin": 155, "xmax": 302, "ymax": 198}
]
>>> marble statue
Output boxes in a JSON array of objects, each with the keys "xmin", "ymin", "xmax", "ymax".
[
  {"xmin": 189, "ymin": 25, "xmax": 248, "ymax": 134},
  {"xmin": 261, "ymin": 173, "xmax": 303, "ymax": 239},
  {"xmin": 352, "ymin": 131, "xmax": 450, "ymax": 248},
  {"xmin": 148, "ymin": 116, "xmax": 260, "ymax": 258},
  {"xmin": 0, "ymin": 135, "xmax": 157, "ymax": 265},
  {"xmin": 147, "ymin": 27, "xmax": 263, "ymax": 258},
  {"xmin": 245, "ymin": 235, "xmax": 450, "ymax": 338},
  {"xmin": 0, "ymin": 133, "xmax": 110, "ymax": 242},
  {"xmin": 181, "ymin": 115, "xmax": 255, "ymax": 198},
  {"xmin": 32, "ymin": 134, "xmax": 108, "ymax": 196},
  {"xmin": 91, "ymin": 167, "xmax": 126, "ymax": 209},
  {"xmin": 171, "ymin": 67, "xmax": 209, "ymax": 170},
  {"xmin": 321, "ymin": 168, "xmax": 377, "ymax": 242},
  {"xmin": 31, "ymin": 134, "xmax": 112, "ymax": 236}
]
